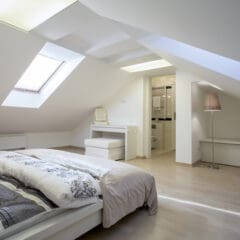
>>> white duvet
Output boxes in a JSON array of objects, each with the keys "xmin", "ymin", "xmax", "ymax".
[
  {"xmin": 0, "ymin": 151, "xmax": 101, "ymax": 208},
  {"xmin": 17, "ymin": 148, "xmax": 109, "ymax": 179},
  {"xmin": 17, "ymin": 149, "xmax": 158, "ymax": 228}
]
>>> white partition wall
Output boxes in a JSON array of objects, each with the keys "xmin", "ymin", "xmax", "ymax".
[
  {"xmin": 176, "ymin": 70, "xmax": 208, "ymax": 164},
  {"xmin": 191, "ymin": 83, "xmax": 208, "ymax": 163},
  {"xmin": 175, "ymin": 71, "xmax": 193, "ymax": 164}
]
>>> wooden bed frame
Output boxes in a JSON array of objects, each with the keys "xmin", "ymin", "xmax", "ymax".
[{"xmin": 4, "ymin": 201, "xmax": 103, "ymax": 240}]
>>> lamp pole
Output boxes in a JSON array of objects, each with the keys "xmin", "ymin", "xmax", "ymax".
[
  {"xmin": 204, "ymin": 92, "xmax": 221, "ymax": 170},
  {"xmin": 210, "ymin": 111, "xmax": 219, "ymax": 169}
]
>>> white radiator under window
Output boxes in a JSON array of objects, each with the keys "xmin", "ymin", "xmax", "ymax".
[{"xmin": 0, "ymin": 134, "xmax": 26, "ymax": 150}]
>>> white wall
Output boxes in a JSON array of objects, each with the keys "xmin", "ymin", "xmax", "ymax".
[
  {"xmin": 71, "ymin": 76, "xmax": 151, "ymax": 157},
  {"xmin": 191, "ymin": 83, "xmax": 208, "ymax": 163},
  {"xmin": 71, "ymin": 77, "xmax": 147, "ymax": 156},
  {"xmin": 176, "ymin": 71, "xmax": 193, "ymax": 164},
  {"xmin": 0, "ymin": 131, "xmax": 72, "ymax": 150},
  {"xmin": 104, "ymin": 77, "xmax": 145, "ymax": 157},
  {"xmin": 72, "ymin": 113, "xmax": 93, "ymax": 148},
  {"xmin": 26, "ymin": 131, "xmax": 72, "ymax": 148},
  {"xmin": 207, "ymin": 93, "xmax": 240, "ymax": 139}
]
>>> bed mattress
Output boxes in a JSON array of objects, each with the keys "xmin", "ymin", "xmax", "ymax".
[{"xmin": 1, "ymin": 201, "xmax": 103, "ymax": 240}]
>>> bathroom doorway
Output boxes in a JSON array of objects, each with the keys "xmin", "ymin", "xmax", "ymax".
[{"xmin": 151, "ymin": 75, "xmax": 176, "ymax": 155}]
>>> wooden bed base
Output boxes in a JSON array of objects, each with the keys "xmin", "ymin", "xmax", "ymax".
[{"xmin": 5, "ymin": 201, "xmax": 103, "ymax": 240}]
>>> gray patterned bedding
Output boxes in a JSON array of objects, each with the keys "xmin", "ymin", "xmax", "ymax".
[
  {"xmin": 0, "ymin": 176, "xmax": 55, "ymax": 230},
  {"xmin": 0, "ymin": 152, "xmax": 101, "ymax": 209}
]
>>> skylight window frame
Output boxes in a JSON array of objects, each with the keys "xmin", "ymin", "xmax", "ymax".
[{"xmin": 14, "ymin": 54, "xmax": 65, "ymax": 94}]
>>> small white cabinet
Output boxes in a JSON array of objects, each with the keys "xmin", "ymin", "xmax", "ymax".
[
  {"xmin": 90, "ymin": 124, "xmax": 137, "ymax": 160},
  {"xmin": 0, "ymin": 134, "xmax": 26, "ymax": 150},
  {"xmin": 200, "ymin": 138, "xmax": 240, "ymax": 167}
]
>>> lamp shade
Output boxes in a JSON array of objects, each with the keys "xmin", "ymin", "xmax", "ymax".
[{"xmin": 204, "ymin": 93, "xmax": 222, "ymax": 111}]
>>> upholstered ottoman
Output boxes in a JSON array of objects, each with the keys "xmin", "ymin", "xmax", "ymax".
[{"xmin": 84, "ymin": 138, "xmax": 125, "ymax": 160}]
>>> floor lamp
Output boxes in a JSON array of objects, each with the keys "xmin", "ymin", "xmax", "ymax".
[{"xmin": 204, "ymin": 93, "xmax": 222, "ymax": 169}]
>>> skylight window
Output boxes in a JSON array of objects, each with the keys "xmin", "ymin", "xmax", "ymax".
[
  {"xmin": 121, "ymin": 59, "xmax": 172, "ymax": 73},
  {"xmin": 2, "ymin": 42, "xmax": 85, "ymax": 109},
  {"xmin": 0, "ymin": 0, "xmax": 77, "ymax": 31},
  {"xmin": 15, "ymin": 54, "xmax": 64, "ymax": 92}
]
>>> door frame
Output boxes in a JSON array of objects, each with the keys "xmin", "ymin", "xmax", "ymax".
[
  {"xmin": 143, "ymin": 76, "xmax": 176, "ymax": 158},
  {"xmin": 143, "ymin": 77, "xmax": 152, "ymax": 158}
]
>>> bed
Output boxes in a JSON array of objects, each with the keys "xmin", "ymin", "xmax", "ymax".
[{"xmin": 0, "ymin": 149, "xmax": 157, "ymax": 240}]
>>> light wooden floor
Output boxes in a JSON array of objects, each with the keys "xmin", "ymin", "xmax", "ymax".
[
  {"xmin": 130, "ymin": 150, "xmax": 240, "ymax": 213},
  {"xmin": 59, "ymin": 147, "xmax": 240, "ymax": 240}
]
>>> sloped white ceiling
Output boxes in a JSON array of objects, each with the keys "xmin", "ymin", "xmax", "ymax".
[
  {"xmin": 32, "ymin": 2, "xmax": 158, "ymax": 64},
  {"xmin": 79, "ymin": 0, "xmax": 240, "ymax": 98},
  {"xmin": 79, "ymin": 0, "xmax": 240, "ymax": 61},
  {"xmin": 0, "ymin": 24, "xmax": 44, "ymax": 104}
]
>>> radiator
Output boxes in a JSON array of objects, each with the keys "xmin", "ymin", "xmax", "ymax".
[{"xmin": 0, "ymin": 134, "xmax": 26, "ymax": 150}]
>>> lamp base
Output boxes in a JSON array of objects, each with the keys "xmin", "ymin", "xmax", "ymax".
[
  {"xmin": 207, "ymin": 163, "xmax": 220, "ymax": 170},
  {"xmin": 197, "ymin": 161, "xmax": 220, "ymax": 170}
]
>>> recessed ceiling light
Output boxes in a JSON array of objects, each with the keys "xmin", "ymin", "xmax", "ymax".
[
  {"xmin": 0, "ymin": 0, "xmax": 77, "ymax": 31},
  {"xmin": 121, "ymin": 59, "xmax": 172, "ymax": 73},
  {"xmin": 197, "ymin": 81, "xmax": 223, "ymax": 91}
]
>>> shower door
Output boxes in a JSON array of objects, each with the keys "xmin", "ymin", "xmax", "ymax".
[{"xmin": 152, "ymin": 85, "xmax": 175, "ymax": 151}]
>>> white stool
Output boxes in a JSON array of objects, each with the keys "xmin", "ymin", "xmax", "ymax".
[{"xmin": 84, "ymin": 138, "xmax": 125, "ymax": 160}]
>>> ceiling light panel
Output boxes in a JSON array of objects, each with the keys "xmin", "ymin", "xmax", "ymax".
[
  {"xmin": 121, "ymin": 59, "xmax": 172, "ymax": 73},
  {"xmin": 0, "ymin": 0, "xmax": 77, "ymax": 31}
]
